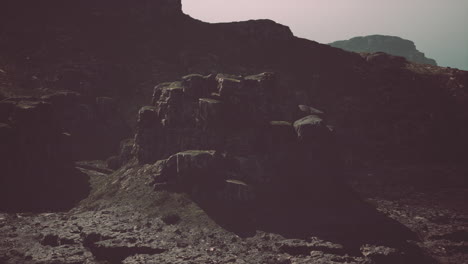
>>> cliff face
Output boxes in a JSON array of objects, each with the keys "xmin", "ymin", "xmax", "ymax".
[
  {"xmin": 128, "ymin": 72, "xmax": 344, "ymax": 206},
  {"xmin": 1, "ymin": 1, "xmax": 467, "ymax": 169},
  {"xmin": 329, "ymin": 35, "xmax": 438, "ymax": 66},
  {"xmin": 0, "ymin": 97, "xmax": 89, "ymax": 211},
  {"xmin": 1, "ymin": 3, "xmax": 468, "ymax": 264}
]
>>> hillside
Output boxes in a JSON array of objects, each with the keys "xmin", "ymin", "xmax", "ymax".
[
  {"xmin": 329, "ymin": 35, "xmax": 438, "ymax": 66},
  {"xmin": 1, "ymin": 1, "xmax": 468, "ymax": 263},
  {"xmin": 1, "ymin": 2, "xmax": 467, "ymax": 166}
]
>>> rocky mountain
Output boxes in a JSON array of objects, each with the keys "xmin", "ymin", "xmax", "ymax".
[
  {"xmin": 0, "ymin": 91, "xmax": 129, "ymax": 211},
  {"xmin": 1, "ymin": 1, "xmax": 468, "ymax": 264},
  {"xmin": 329, "ymin": 35, "xmax": 438, "ymax": 66},
  {"xmin": 1, "ymin": 2, "xmax": 467, "ymax": 167}
]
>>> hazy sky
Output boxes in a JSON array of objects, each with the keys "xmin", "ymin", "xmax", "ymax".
[{"xmin": 183, "ymin": 0, "xmax": 468, "ymax": 70}]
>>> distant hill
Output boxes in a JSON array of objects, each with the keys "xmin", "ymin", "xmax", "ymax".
[{"xmin": 329, "ymin": 35, "xmax": 437, "ymax": 66}]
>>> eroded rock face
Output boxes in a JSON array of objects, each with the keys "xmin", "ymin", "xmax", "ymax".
[
  {"xmin": 0, "ymin": 99, "xmax": 86, "ymax": 211},
  {"xmin": 39, "ymin": 92, "xmax": 130, "ymax": 160},
  {"xmin": 133, "ymin": 73, "xmax": 342, "ymax": 204},
  {"xmin": 106, "ymin": 138, "xmax": 135, "ymax": 170},
  {"xmin": 134, "ymin": 72, "xmax": 277, "ymax": 164},
  {"xmin": 1, "ymin": 0, "xmax": 467, "ymax": 171},
  {"xmin": 0, "ymin": 91, "xmax": 129, "ymax": 211}
]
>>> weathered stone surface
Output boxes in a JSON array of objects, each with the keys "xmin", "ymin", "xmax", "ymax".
[
  {"xmin": 1, "ymin": 0, "xmax": 467, "ymax": 169},
  {"xmin": 266, "ymin": 121, "xmax": 296, "ymax": 148},
  {"xmin": 107, "ymin": 138, "xmax": 135, "ymax": 170},
  {"xmin": 297, "ymin": 105, "xmax": 325, "ymax": 119},
  {"xmin": 360, "ymin": 244, "xmax": 403, "ymax": 263},
  {"xmin": 0, "ymin": 193, "xmax": 446, "ymax": 264},
  {"xmin": 137, "ymin": 106, "xmax": 158, "ymax": 128},
  {"xmin": 40, "ymin": 91, "xmax": 130, "ymax": 160},
  {"xmin": 41, "ymin": 91, "xmax": 81, "ymax": 106},
  {"xmin": 134, "ymin": 73, "xmax": 344, "ymax": 206},
  {"xmin": 217, "ymin": 180, "xmax": 256, "ymax": 202},
  {"xmin": 134, "ymin": 73, "xmax": 282, "ymax": 164},
  {"xmin": 0, "ymin": 91, "xmax": 129, "ymax": 211},
  {"xmin": 293, "ymin": 115, "xmax": 331, "ymax": 142},
  {"xmin": 0, "ymin": 1, "xmax": 466, "ymax": 263},
  {"xmin": 198, "ymin": 98, "xmax": 225, "ymax": 129},
  {"xmin": 181, "ymin": 74, "xmax": 217, "ymax": 99}
]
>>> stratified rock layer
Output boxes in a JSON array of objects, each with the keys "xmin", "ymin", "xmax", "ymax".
[{"xmin": 132, "ymin": 73, "xmax": 342, "ymax": 204}]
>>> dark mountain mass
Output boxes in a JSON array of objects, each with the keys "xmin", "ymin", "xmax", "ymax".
[
  {"xmin": 1, "ymin": 1, "xmax": 466, "ymax": 166},
  {"xmin": 0, "ymin": 1, "xmax": 468, "ymax": 264},
  {"xmin": 329, "ymin": 35, "xmax": 438, "ymax": 66}
]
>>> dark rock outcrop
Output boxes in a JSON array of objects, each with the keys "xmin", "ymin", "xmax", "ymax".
[
  {"xmin": 1, "ymin": 92, "xmax": 130, "ymax": 160},
  {"xmin": 1, "ymin": 0, "xmax": 467, "ymax": 172},
  {"xmin": 40, "ymin": 92, "xmax": 130, "ymax": 160},
  {"xmin": 0, "ymin": 99, "xmax": 88, "ymax": 211},
  {"xmin": 0, "ymin": 2, "xmax": 466, "ymax": 264},
  {"xmin": 106, "ymin": 138, "xmax": 135, "ymax": 170},
  {"xmin": 133, "ymin": 73, "xmax": 343, "ymax": 206},
  {"xmin": 329, "ymin": 35, "xmax": 438, "ymax": 66},
  {"xmin": 0, "ymin": 91, "xmax": 129, "ymax": 210}
]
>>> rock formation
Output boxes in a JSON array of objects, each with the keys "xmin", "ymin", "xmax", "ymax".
[
  {"xmin": 1, "ymin": 1, "xmax": 466, "ymax": 172},
  {"xmin": 0, "ymin": 2, "xmax": 466, "ymax": 264},
  {"xmin": 329, "ymin": 35, "xmax": 438, "ymax": 66},
  {"xmin": 41, "ymin": 92, "xmax": 130, "ymax": 160},
  {"xmin": 0, "ymin": 91, "xmax": 128, "ymax": 211},
  {"xmin": 130, "ymin": 72, "xmax": 343, "ymax": 206},
  {"xmin": 1, "ymin": 92, "xmax": 129, "ymax": 160},
  {"xmin": 0, "ymin": 98, "xmax": 86, "ymax": 211}
]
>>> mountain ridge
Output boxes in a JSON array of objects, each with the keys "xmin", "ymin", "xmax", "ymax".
[
  {"xmin": 1, "ymin": 2, "xmax": 468, "ymax": 264},
  {"xmin": 0, "ymin": 0, "xmax": 467, "ymax": 166},
  {"xmin": 329, "ymin": 34, "xmax": 438, "ymax": 66}
]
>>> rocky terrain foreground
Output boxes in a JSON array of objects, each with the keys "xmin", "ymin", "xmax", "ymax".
[
  {"xmin": 1, "ymin": 73, "xmax": 467, "ymax": 264},
  {"xmin": 1, "ymin": 179, "xmax": 467, "ymax": 264},
  {"xmin": 1, "ymin": 1, "xmax": 468, "ymax": 263}
]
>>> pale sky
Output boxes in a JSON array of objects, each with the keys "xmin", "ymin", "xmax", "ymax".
[{"xmin": 183, "ymin": 0, "xmax": 468, "ymax": 70}]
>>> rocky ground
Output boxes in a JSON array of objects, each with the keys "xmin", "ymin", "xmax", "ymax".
[
  {"xmin": 1, "ymin": 71, "xmax": 467, "ymax": 264},
  {"xmin": 0, "ymin": 161, "xmax": 467, "ymax": 264}
]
